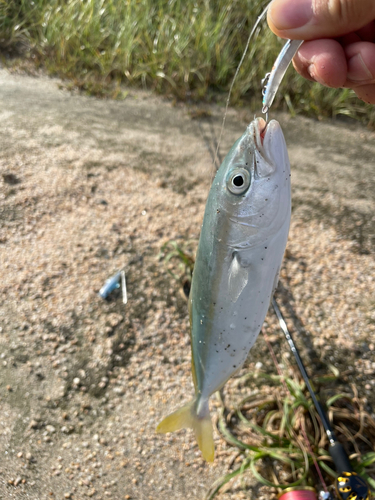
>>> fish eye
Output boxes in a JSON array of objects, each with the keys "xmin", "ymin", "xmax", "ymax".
[
  {"xmin": 233, "ymin": 175, "xmax": 244, "ymax": 187},
  {"xmin": 227, "ymin": 168, "xmax": 250, "ymax": 195}
]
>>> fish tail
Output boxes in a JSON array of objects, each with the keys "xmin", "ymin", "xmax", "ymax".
[{"xmin": 156, "ymin": 398, "xmax": 214, "ymax": 462}]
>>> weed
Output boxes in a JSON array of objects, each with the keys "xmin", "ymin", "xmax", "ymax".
[
  {"xmin": 1, "ymin": 0, "xmax": 375, "ymax": 124},
  {"xmin": 159, "ymin": 239, "xmax": 195, "ymax": 294},
  {"xmin": 207, "ymin": 366, "xmax": 375, "ymax": 498}
]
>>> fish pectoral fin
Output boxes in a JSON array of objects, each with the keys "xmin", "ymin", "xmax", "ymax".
[
  {"xmin": 228, "ymin": 253, "xmax": 249, "ymax": 303},
  {"xmin": 156, "ymin": 399, "xmax": 214, "ymax": 462}
]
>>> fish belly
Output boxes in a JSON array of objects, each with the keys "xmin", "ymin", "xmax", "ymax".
[{"xmin": 191, "ymin": 223, "xmax": 289, "ymax": 399}]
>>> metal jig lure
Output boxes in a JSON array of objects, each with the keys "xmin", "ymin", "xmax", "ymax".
[{"xmin": 262, "ymin": 39, "xmax": 303, "ymax": 115}]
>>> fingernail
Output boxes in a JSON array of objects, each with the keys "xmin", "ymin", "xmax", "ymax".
[
  {"xmin": 307, "ymin": 63, "xmax": 317, "ymax": 81},
  {"xmin": 269, "ymin": 0, "xmax": 313, "ymax": 30},
  {"xmin": 347, "ymin": 54, "xmax": 373, "ymax": 81}
]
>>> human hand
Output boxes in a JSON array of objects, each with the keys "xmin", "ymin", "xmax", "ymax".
[{"xmin": 267, "ymin": 0, "xmax": 375, "ymax": 104}]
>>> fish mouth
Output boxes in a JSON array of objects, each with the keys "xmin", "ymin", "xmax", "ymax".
[
  {"xmin": 248, "ymin": 117, "xmax": 272, "ymax": 169},
  {"xmin": 250, "ymin": 115, "xmax": 282, "ymax": 139},
  {"xmin": 248, "ymin": 117, "xmax": 283, "ymax": 176},
  {"xmin": 248, "ymin": 117, "xmax": 268, "ymax": 151},
  {"xmin": 257, "ymin": 117, "xmax": 267, "ymax": 145}
]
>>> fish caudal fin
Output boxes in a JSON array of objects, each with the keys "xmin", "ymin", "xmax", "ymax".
[{"xmin": 156, "ymin": 399, "xmax": 214, "ymax": 462}]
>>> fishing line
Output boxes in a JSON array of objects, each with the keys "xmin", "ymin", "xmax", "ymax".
[{"xmin": 212, "ymin": 1, "xmax": 271, "ymax": 173}]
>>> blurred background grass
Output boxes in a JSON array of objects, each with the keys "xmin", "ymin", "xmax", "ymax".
[{"xmin": 1, "ymin": 0, "xmax": 374, "ymax": 125}]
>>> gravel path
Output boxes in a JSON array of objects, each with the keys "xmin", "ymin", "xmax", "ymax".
[{"xmin": 0, "ymin": 68, "xmax": 374, "ymax": 499}]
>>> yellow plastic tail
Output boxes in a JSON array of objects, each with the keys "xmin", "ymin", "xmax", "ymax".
[{"xmin": 156, "ymin": 399, "xmax": 214, "ymax": 462}]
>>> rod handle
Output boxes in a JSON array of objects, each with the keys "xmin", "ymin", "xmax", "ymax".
[{"xmin": 329, "ymin": 441, "xmax": 353, "ymax": 473}]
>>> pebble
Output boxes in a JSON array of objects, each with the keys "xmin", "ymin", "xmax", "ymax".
[{"xmin": 29, "ymin": 420, "xmax": 39, "ymax": 429}]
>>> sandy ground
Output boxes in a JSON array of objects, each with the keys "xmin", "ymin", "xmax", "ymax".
[{"xmin": 0, "ymin": 68, "xmax": 374, "ymax": 500}]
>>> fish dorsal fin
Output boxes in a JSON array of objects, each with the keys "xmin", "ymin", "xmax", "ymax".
[{"xmin": 228, "ymin": 252, "xmax": 249, "ymax": 303}]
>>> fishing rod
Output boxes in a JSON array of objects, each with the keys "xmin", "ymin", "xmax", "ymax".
[{"xmin": 272, "ymin": 297, "xmax": 371, "ymax": 500}]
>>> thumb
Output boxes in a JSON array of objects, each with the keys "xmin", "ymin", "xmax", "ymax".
[{"xmin": 267, "ymin": 0, "xmax": 375, "ymax": 40}]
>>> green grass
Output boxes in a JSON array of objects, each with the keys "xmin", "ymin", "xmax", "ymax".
[
  {"xmin": 2, "ymin": 0, "xmax": 375, "ymax": 123},
  {"xmin": 207, "ymin": 369, "xmax": 375, "ymax": 498},
  {"xmin": 159, "ymin": 239, "xmax": 195, "ymax": 286}
]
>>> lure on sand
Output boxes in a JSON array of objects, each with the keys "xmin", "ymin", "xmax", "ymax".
[{"xmin": 157, "ymin": 117, "xmax": 292, "ymax": 462}]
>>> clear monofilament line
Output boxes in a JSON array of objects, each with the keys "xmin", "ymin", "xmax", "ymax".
[{"xmin": 213, "ymin": 1, "xmax": 272, "ymax": 174}]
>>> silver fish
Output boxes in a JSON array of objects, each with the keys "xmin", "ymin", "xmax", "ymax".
[{"xmin": 157, "ymin": 117, "xmax": 291, "ymax": 462}]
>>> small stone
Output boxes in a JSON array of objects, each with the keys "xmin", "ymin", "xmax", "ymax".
[
  {"xmin": 3, "ymin": 173, "xmax": 20, "ymax": 185},
  {"xmin": 64, "ymin": 493, "xmax": 71, "ymax": 499},
  {"xmin": 46, "ymin": 425, "xmax": 56, "ymax": 434}
]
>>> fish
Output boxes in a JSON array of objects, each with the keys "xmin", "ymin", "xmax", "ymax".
[{"xmin": 156, "ymin": 117, "xmax": 291, "ymax": 462}]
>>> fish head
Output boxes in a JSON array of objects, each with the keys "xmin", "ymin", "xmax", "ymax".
[{"xmin": 213, "ymin": 117, "xmax": 291, "ymax": 247}]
